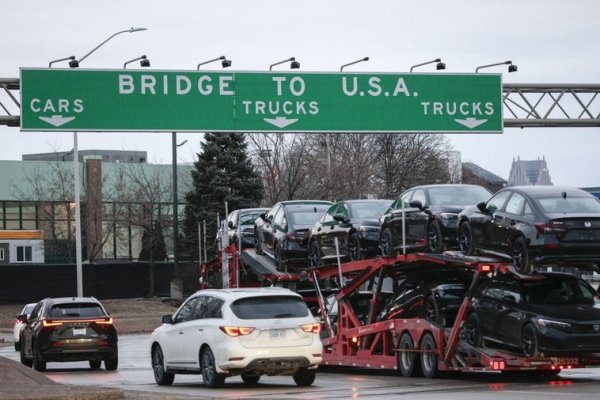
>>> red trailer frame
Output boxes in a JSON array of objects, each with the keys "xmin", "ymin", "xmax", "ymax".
[{"xmin": 310, "ymin": 253, "xmax": 600, "ymax": 377}]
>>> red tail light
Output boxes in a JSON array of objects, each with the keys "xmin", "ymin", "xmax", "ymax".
[
  {"xmin": 220, "ymin": 326, "xmax": 255, "ymax": 337},
  {"xmin": 535, "ymin": 223, "xmax": 567, "ymax": 235},
  {"xmin": 42, "ymin": 317, "xmax": 113, "ymax": 327},
  {"xmin": 300, "ymin": 323, "xmax": 321, "ymax": 334},
  {"xmin": 42, "ymin": 320, "xmax": 64, "ymax": 327}
]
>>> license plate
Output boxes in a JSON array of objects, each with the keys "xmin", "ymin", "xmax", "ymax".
[
  {"xmin": 72, "ymin": 328, "xmax": 86, "ymax": 336},
  {"xmin": 270, "ymin": 330, "xmax": 286, "ymax": 339}
]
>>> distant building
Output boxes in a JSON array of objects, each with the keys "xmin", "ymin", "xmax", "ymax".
[
  {"xmin": 0, "ymin": 157, "xmax": 192, "ymax": 264},
  {"xmin": 23, "ymin": 149, "xmax": 147, "ymax": 164},
  {"xmin": 508, "ymin": 156, "xmax": 553, "ymax": 186},
  {"xmin": 0, "ymin": 230, "xmax": 45, "ymax": 264},
  {"xmin": 461, "ymin": 162, "xmax": 507, "ymax": 193}
]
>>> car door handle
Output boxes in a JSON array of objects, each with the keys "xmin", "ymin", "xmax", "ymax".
[
  {"xmin": 510, "ymin": 220, "xmax": 516, "ymax": 225},
  {"xmin": 317, "ymin": 227, "xmax": 321, "ymax": 232},
  {"xmin": 178, "ymin": 331, "xmax": 184, "ymax": 335},
  {"xmin": 198, "ymin": 328, "xmax": 203, "ymax": 332}
]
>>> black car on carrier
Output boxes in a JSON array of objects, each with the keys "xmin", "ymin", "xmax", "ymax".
[
  {"xmin": 18, "ymin": 297, "xmax": 118, "ymax": 372},
  {"xmin": 308, "ymin": 199, "xmax": 392, "ymax": 266},
  {"xmin": 255, "ymin": 200, "xmax": 333, "ymax": 271},
  {"xmin": 465, "ymin": 271, "xmax": 600, "ymax": 357},
  {"xmin": 457, "ymin": 185, "xmax": 600, "ymax": 274}
]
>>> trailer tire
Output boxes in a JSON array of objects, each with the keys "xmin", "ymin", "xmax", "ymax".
[
  {"xmin": 420, "ymin": 333, "xmax": 439, "ymax": 379},
  {"xmin": 398, "ymin": 333, "xmax": 422, "ymax": 377}
]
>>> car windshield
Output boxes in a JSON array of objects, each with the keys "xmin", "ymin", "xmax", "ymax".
[
  {"xmin": 288, "ymin": 205, "xmax": 330, "ymax": 226},
  {"xmin": 349, "ymin": 201, "xmax": 392, "ymax": 219},
  {"xmin": 230, "ymin": 295, "xmax": 309, "ymax": 319},
  {"xmin": 49, "ymin": 303, "xmax": 106, "ymax": 318},
  {"xmin": 522, "ymin": 277, "xmax": 596, "ymax": 305},
  {"xmin": 427, "ymin": 186, "xmax": 491, "ymax": 206},
  {"xmin": 239, "ymin": 211, "xmax": 263, "ymax": 226},
  {"xmin": 537, "ymin": 196, "xmax": 600, "ymax": 214}
]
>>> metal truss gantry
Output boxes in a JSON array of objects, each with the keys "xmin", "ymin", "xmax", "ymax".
[{"xmin": 2, "ymin": 78, "xmax": 600, "ymax": 128}]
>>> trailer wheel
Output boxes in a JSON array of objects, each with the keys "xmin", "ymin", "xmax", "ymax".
[
  {"xmin": 420, "ymin": 333, "xmax": 439, "ymax": 379},
  {"xmin": 398, "ymin": 333, "xmax": 422, "ymax": 377}
]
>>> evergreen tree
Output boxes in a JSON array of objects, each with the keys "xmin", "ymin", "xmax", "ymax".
[{"xmin": 181, "ymin": 133, "xmax": 263, "ymax": 260}]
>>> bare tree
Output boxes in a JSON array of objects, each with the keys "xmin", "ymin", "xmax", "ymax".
[
  {"xmin": 372, "ymin": 134, "xmax": 452, "ymax": 198},
  {"xmin": 108, "ymin": 163, "xmax": 174, "ymax": 296},
  {"xmin": 13, "ymin": 160, "xmax": 118, "ymax": 263},
  {"xmin": 248, "ymin": 132, "xmax": 454, "ymax": 203}
]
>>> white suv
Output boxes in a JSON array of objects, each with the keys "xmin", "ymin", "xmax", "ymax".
[{"xmin": 150, "ymin": 288, "xmax": 323, "ymax": 388}]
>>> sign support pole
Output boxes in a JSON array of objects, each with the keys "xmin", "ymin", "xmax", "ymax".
[{"xmin": 73, "ymin": 132, "xmax": 83, "ymax": 297}]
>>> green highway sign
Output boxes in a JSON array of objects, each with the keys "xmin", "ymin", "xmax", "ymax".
[{"xmin": 20, "ymin": 68, "xmax": 503, "ymax": 133}]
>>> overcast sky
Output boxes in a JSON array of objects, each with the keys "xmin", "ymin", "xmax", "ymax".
[{"xmin": 2, "ymin": 0, "xmax": 600, "ymax": 187}]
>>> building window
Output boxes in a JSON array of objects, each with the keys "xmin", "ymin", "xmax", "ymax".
[
  {"xmin": 0, "ymin": 248, "xmax": 4, "ymax": 261},
  {"xmin": 16, "ymin": 246, "xmax": 32, "ymax": 262}
]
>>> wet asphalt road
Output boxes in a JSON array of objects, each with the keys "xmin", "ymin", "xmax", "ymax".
[{"xmin": 2, "ymin": 334, "xmax": 600, "ymax": 399}]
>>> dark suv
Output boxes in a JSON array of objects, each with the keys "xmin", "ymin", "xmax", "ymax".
[{"xmin": 18, "ymin": 297, "xmax": 118, "ymax": 372}]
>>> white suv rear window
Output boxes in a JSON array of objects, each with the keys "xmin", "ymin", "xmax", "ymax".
[{"xmin": 230, "ymin": 296, "xmax": 309, "ymax": 319}]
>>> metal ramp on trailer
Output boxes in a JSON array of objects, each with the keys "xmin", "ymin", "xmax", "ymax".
[{"xmin": 238, "ymin": 248, "xmax": 302, "ymax": 285}]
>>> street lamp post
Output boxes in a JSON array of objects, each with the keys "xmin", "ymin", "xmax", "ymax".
[
  {"xmin": 68, "ymin": 27, "xmax": 148, "ymax": 68},
  {"xmin": 410, "ymin": 58, "xmax": 446, "ymax": 72},
  {"xmin": 52, "ymin": 27, "xmax": 147, "ymax": 297},
  {"xmin": 197, "ymin": 56, "xmax": 232, "ymax": 69},
  {"xmin": 124, "ymin": 55, "xmax": 150, "ymax": 69},
  {"xmin": 269, "ymin": 57, "xmax": 300, "ymax": 71},
  {"xmin": 476, "ymin": 60, "xmax": 518, "ymax": 73},
  {"xmin": 172, "ymin": 135, "xmax": 188, "ymax": 281},
  {"xmin": 49, "ymin": 56, "xmax": 75, "ymax": 68},
  {"xmin": 340, "ymin": 57, "xmax": 369, "ymax": 71}
]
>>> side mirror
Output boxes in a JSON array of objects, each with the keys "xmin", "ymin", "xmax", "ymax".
[
  {"xmin": 487, "ymin": 204, "xmax": 498, "ymax": 214},
  {"xmin": 16, "ymin": 314, "xmax": 28, "ymax": 324},
  {"xmin": 228, "ymin": 221, "xmax": 235, "ymax": 229},
  {"xmin": 476, "ymin": 201, "xmax": 487, "ymax": 213},
  {"xmin": 161, "ymin": 314, "xmax": 173, "ymax": 324},
  {"xmin": 409, "ymin": 200, "xmax": 424, "ymax": 210},
  {"xmin": 332, "ymin": 214, "xmax": 350, "ymax": 224},
  {"xmin": 259, "ymin": 213, "xmax": 267, "ymax": 221}
]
